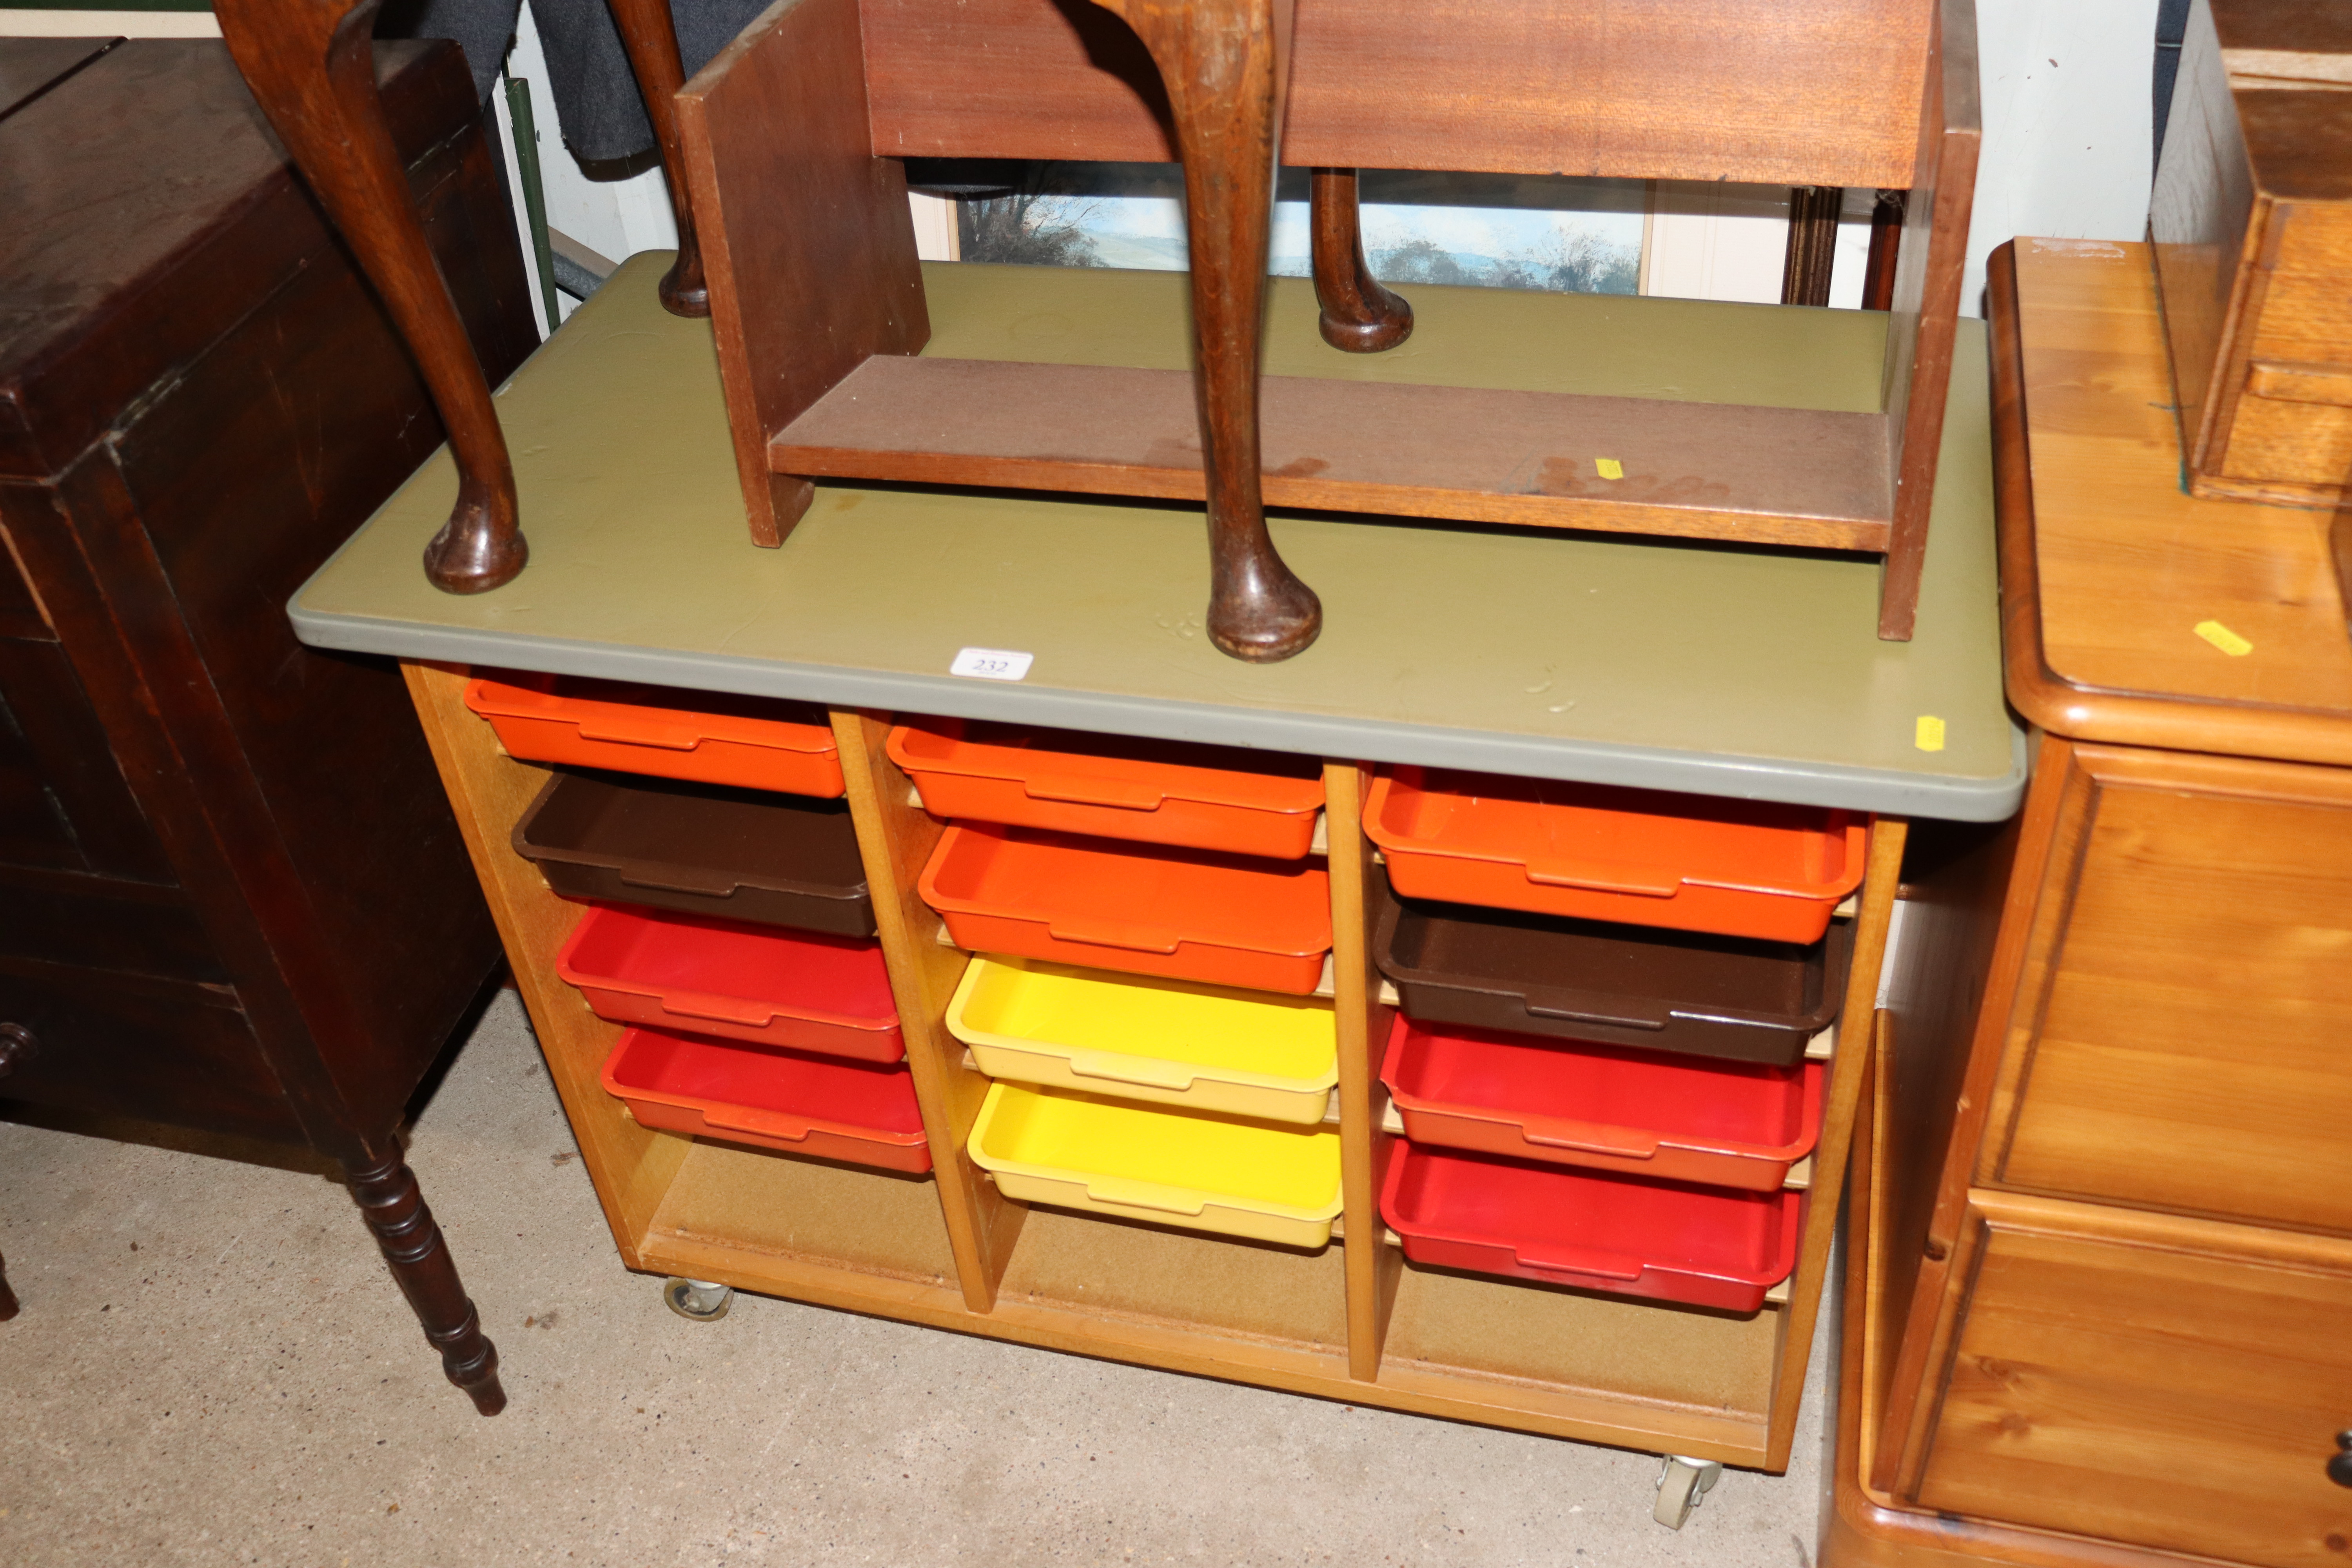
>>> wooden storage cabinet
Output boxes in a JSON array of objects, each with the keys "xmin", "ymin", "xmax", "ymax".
[
  {"xmin": 408, "ymin": 664, "xmax": 1895, "ymax": 1470},
  {"xmin": 1824, "ymin": 242, "xmax": 2352, "ymax": 1567},
  {"xmin": 0, "ymin": 37, "xmax": 534, "ymax": 1407},
  {"xmin": 1912, "ymin": 1193, "xmax": 2352, "ymax": 1568}
]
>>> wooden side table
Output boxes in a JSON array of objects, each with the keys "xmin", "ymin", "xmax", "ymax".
[
  {"xmin": 0, "ymin": 39, "xmax": 534, "ymax": 1412},
  {"xmin": 1822, "ymin": 239, "xmax": 2352, "ymax": 1566}
]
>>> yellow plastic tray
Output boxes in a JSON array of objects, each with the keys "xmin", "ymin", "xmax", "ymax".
[
  {"xmin": 967, "ymin": 1083, "xmax": 1344, "ymax": 1248},
  {"xmin": 944, "ymin": 957, "xmax": 1337, "ymax": 1124}
]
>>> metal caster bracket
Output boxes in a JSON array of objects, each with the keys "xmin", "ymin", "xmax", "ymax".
[
  {"xmin": 661, "ymin": 1276, "xmax": 733, "ymax": 1321},
  {"xmin": 1653, "ymin": 1455, "xmax": 1723, "ymax": 1530}
]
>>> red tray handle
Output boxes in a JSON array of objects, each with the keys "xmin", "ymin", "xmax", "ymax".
[
  {"xmin": 1521, "ymin": 858, "xmax": 1680, "ymax": 898},
  {"xmin": 704, "ymin": 1106, "xmax": 813, "ymax": 1142},
  {"xmin": 571, "ymin": 714, "xmax": 705, "ymax": 750},
  {"xmin": 1517, "ymin": 1116, "xmax": 1660, "ymax": 1160},
  {"xmin": 657, "ymin": 990, "xmax": 777, "ymax": 1028},
  {"xmin": 1515, "ymin": 1244, "xmax": 1646, "ymax": 1283},
  {"xmin": 1045, "ymin": 919, "xmax": 1183, "ymax": 955},
  {"xmin": 1024, "ymin": 773, "xmax": 1167, "ymax": 811}
]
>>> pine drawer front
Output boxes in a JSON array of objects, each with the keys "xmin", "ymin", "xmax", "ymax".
[
  {"xmin": 1913, "ymin": 1193, "xmax": 2352, "ymax": 1568},
  {"xmin": 1985, "ymin": 746, "xmax": 2352, "ymax": 1235}
]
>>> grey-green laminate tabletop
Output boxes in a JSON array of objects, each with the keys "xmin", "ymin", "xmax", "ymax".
[{"xmin": 292, "ymin": 253, "xmax": 2025, "ymax": 821}]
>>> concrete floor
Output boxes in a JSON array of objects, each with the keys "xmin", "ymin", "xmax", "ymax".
[{"xmin": 0, "ymin": 992, "xmax": 1830, "ymax": 1567}]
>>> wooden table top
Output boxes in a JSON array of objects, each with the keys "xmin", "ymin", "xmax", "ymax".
[
  {"xmin": 292, "ymin": 255, "xmax": 2024, "ymax": 820},
  {"xmin": 1998, "ymin": 238, "xmax": 2352, "ymax": 766}
]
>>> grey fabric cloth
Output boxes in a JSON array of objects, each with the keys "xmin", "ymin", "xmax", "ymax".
[
  {"xmin": 376, "ymin": 0, "xmax": 524, "ymax": 104},
  {"xmin": 528, "ymin": 0, "xmax": 773, "ymax": 163}
]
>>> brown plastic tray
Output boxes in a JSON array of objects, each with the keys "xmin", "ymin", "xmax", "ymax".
[
  {"xmin": 1370, "ymin": 873, "xmax": 1848, "ymax": 1066},
  {"xmin": 514, "ymin": 769, "xmax": 874, "ymax": 937}
]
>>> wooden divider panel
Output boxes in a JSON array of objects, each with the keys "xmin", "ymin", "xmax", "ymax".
[
  {"xmin": 1765, "ymin": 815, "xmax": 1905, "ymax": 1471},
  {"xmin": 832, "ymin": 710, "xmax": 1025, "ymax": 1312},
  {"xmin": 1325, "ymin": 761, "xmax": 1402, "ymax": 1381},
  {"xmin": 1876, "ymin": 0, "xmax": 1980, "ymax": 639}
]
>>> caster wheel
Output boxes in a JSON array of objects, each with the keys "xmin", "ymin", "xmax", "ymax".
[
  {"xmin": 1653, "ymin": 1455, "xmax": 1722, "ymax": 1530},
  {"xmin": 661, "ymin": 1277, "xmax": 733, "ymax": 1321}
]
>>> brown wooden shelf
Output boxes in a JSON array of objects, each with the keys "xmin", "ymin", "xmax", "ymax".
[{"xmin": 771, "ymin": 356, "xmax": 1895, "ymax": 553}]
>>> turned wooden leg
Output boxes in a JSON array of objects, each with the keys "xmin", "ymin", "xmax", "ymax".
[
  {"xmin": 1781, "ymin": 185, "xmax": 1842, "ymax": 307},
  {"xmin": 1310, "ymin": 169, "xmax": 1410, "ymax": 352},
  {"xmin": 215, "ymin": 0, "xmax": 524, "ymax": 595},
  {"xmin": 346, "ymin": 1145, "xmax": 504, "ymax": 1415},
  {"xmin": 1862, "ymin": 189, "xmax": 1906, "ymax": 311},
  {"xmin": 605, "ymin": 0, "xmax": 709, "ymax": 317},
  {"xmin": 1093, "ymin": 0, "xmax": 1319, "ymax": 663}
]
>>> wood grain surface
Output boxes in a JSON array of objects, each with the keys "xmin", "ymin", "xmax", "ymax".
[
  {"xmin": 771, "ymin": 356, "xmax": 1895, "ymax": 551},
  {"xmin": 676, "ymin": 0, "xmax": 928, "ymax": 548},
  {"xmin": 1981, "ymin": 743, "xmax": 2352, "ymax": 1237},
  {"xmin": 1997, "ymin": 238, "xmax": 2352, "ymax": 764},
  {"xmin": 1874, "ymin": 0, "xmax": 1979, "ymax": 640},
  {"xmin": 1913, "ymin": 1192, "xmax": 2352, "ymax": 1568},
  {"xmin": 860, "ymin": 0, "xmax": 1930, "ymax": 188}
]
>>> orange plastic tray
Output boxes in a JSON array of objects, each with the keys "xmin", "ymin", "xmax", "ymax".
[
  {"xmin": 602, "ymin": 1026, "xmax": 931, "ymax": 1172},
  {"xmin": 917, "ymin": 826, "xmax": 1332, "ymax": 995},
  {"xmin": 1363, "ymin": 767, "xmax": 1865, "ymax": 943},
  {"xmin": 556, "ymin": 904, "xmax": 903, "ymax": 1061},
  {"xmin": 465, "ymin": 671, "xmax": 843, "ymax": 796},
  {"xmin": 887, "ymin": 718, "xmax": 1324, "ymax": 858}
]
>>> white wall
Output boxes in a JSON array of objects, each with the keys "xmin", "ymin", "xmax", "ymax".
[
  {"xmin": 1645, "ymin": 2, "xmax": 2162, "ymax": 315},
  {"xmin": 1965, "ymin": 0, "xmax": 2160, "ymax": 315}
]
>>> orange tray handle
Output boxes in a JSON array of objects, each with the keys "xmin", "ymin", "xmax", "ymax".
[{"xmin": 1521, "ymin": 858, "xmax": 1680, "ymax": 898}]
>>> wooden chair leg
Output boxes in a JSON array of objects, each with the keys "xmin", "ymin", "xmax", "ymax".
[
  {"xmin": 1310, "ymin": 168, "xmax": 1411, "ymax": 352},
  {"xmin": 1862, "ymin": 189, "xmax": 1906, "ymax": 311},
  {"xmin": 1091, "ymin": 0, "xmax": 1320, "ymax": 663},
  {"xmin": 215, "ymin": 0, "xmax": 524, "ymax": 595},
  {"xmin": 346, "ymin": 1145, "xmax": 505, "ymax": 1415},
  {"xmin": 1781, "ymin": 185, "xmax": 1843, "ymax": 307},
  {"xmin": 604, "ymin": 0, "xmax": 710, "ymax": 317},
  {"xmin": 0, "ymin": 1247, "xmax": 18, "ymax": 1321}
]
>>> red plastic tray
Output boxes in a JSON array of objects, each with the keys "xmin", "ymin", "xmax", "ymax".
[
  {"xmin": 1363, "ymin": 766, "xmax": 1865, "ymax": 943},
  {"xmin": 557, "ymin": 904, "xmax": 903, "ymax": 1062},
  {"xmin": 1380, "ymin": 1142, "xmax": 1802, "ymax": 1312},
  {"xmin": 917, "ymin": 825, "xmax": 1332, "ymax": 995},
  {"xmin": 602, "ymin": 1026, "xmax": 930, "ymax": 1172},
  {"xmin": 465, "ymin": 671, "xmax": 843, "ymax": 797},
  {"xmin": 1380, "ymin": 1016, "xmax": 1822, "ymax": 1191},
  {"xmin": 887, "ymin": 717, "xmax": 1324, "ymax": 858}
]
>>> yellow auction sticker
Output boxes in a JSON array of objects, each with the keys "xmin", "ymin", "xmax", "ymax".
[
  {"xmin": 1915, "ymin": 715, "xmax": 1947, "ymax": 752},
  {"xmin": 2193, "ymin": 619, "xmax": 2252, "ymax": 657},
  {"xmin": 1595, "ymin": 457, "xmax": 1624, "ymax": 480}
]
